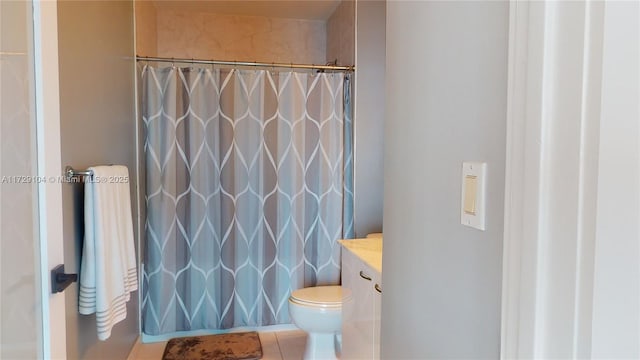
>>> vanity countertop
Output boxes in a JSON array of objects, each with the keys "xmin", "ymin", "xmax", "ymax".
[{"xmin": 338, "ymin": 238, "xmax": 382, "ymax": 273}]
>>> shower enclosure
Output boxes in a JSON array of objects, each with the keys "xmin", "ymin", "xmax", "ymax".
[{"xmin": 140, "ymin": 63, "xmax": 354, "ymax": 335}]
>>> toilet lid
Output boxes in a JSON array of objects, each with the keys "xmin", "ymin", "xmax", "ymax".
[{"xmin": 290, "ymin": 286, "xmax": 343, "ymax": 306}]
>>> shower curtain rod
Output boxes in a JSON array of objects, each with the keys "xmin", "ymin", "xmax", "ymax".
[{"xmin": 136, "ymin": 55, "xmax": 355, "ymax": 72}]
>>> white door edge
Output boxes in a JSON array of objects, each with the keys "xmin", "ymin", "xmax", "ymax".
[
  {"xmin": 500, "ymin": 2, "xmax": 542, "ymax": 356},
  {"xmin": 33, "ymin": 1, "xmax": 67, "ymax": 359}
]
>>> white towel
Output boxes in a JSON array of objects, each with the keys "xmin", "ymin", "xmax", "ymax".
[{"xmin": 79, "ymin": 165, "xmax": 137, "ymax": 341}]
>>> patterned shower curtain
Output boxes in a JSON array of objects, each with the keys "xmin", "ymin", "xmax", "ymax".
[{"xmin": 141, "ymin": 65, "xmax": 354, "ymax": 335}]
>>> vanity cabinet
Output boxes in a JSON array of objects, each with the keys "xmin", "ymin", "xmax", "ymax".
[{"xmin": 341, "ymin": 247, "xmax": 382, "ymax": 359}]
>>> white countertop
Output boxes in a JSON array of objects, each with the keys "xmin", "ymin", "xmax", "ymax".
[{"xmin": 338, "ymin": 238, "xmax": 383, "ymax": 273}]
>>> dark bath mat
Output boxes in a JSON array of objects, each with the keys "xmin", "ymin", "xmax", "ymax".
[{"xmin": 162, "ymin": 331, "xmax": 263, "ymax": 360}]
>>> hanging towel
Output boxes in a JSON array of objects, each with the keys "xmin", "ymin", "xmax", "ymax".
[{"xmin": 79, "ymin": 165, "xmax": 137, "ymax": 341}]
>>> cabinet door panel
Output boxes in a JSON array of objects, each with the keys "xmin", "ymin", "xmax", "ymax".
[{"xmin": 341, "ymin": 249, "xmax": 374, "ymax": 359}]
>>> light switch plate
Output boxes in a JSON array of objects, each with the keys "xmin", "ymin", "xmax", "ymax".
[{"xmin": 461, "ymin": 162, "xmax": 486, "ymax": 230}]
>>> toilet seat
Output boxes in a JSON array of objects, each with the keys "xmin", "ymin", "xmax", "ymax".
[{"xmin": 290, "ymin": 286, "xmax": 342, "ymax": 308}]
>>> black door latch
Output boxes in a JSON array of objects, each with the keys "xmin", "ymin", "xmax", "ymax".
[{"xmin": 51, "ymin": 264, "xmax": 77, "ymax": 294}]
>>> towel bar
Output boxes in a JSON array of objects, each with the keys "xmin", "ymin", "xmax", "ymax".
[{"xmin": 65, "ymin": 166, "xmax": 93, "ymax": 181}]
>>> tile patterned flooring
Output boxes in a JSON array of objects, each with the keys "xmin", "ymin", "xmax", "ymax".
[{"xmin": 128, "ymin": 330, "xmax": 307, "ymax": 360}]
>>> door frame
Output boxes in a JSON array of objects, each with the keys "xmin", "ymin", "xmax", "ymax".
[
  {"xmin": 500, "ymin": 2, "xmax": 544, "ymax": 357},
  {"xmin": 501, "ymin": 1, "xmax": 640, "ymax": 358},
  {"xmin": 33, "ymin": 1, "xmax": 67, "ymax": 358}
]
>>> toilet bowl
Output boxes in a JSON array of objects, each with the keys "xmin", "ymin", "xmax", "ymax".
[{"xmin": 288, "ymin": 286, "xmax": 343, "ymax": 360}]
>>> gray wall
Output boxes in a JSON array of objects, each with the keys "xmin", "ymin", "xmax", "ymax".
[
  {"xmin": 354, "ymin": 0, "xmax": 385, "ymax": 237},
  {"xmin": 326, "ymin": 0, "xmax": 354, "ymax": 66},
  {"xmin": 381, "ymin": 1, "xmax": 508, "ymax": 358},
  {"xmin": 58, "ymin": 1, "xmax": 138, "ymax": 359},
  {"xmin": 326, "ymin": 0, "xmax": 385, "ymax": 237}
]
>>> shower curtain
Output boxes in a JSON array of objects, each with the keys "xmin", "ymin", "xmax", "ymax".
[{"xmin": 141, "ymin": 65, "xmax": 354, "ymax": 335}]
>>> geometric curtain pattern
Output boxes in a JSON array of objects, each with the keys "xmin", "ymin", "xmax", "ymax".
[{"xmin": 141, "ymin": 65, "xmax": 354, "ymax": 335}]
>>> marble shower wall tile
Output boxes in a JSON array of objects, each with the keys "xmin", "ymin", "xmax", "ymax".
[
  {"xmin": 326, "ymin": 0, "xmax": 355, "ymax": 66},
  {"xmin": 1, "ymin": 2, "xmax": 40, "ymax": 356},
  {"xmin": 135, "ymin": 1, "xmax": 157, "ymax": 57},
  {"xmin": 153, "ymin": 8, "xmax": 326, "ymax": 64}
]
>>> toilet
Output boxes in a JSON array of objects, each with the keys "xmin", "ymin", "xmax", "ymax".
[{"xmin": 288, "ymin": 285, "xmax": 343, "ymax": 360}]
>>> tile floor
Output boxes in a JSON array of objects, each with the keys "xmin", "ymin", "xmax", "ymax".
[{"xmin": 128, "ymin": 330, "xmax": 307, "ymax": 360}]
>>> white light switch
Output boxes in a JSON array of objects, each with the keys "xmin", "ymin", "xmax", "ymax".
[{"xmin": 461, "ymin": 162, "xmax": 486, "ymax": 230}]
